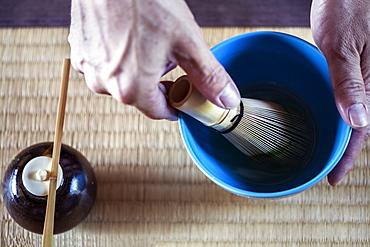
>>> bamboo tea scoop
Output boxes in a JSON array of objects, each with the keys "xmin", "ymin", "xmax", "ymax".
[{"xmin": 168, "ymin": 75, "xmax": 313, "ymax": 166}]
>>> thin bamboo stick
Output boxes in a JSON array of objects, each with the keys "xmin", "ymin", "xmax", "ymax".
[{"xmin": 41, "ymin": 58, "xmax": 70, "ymax": 247}]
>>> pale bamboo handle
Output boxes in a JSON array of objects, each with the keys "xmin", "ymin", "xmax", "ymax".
[
  {"xmin": 168, "ymin": 75, "xmax": 239, "ymax": 131},
  {"xmin": 42, "ymin": 58, "xmax": 70, "ymax": 247}
]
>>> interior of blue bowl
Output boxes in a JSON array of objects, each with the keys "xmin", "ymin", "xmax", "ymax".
[{"xmin": 179, "ymin": 31, "xmax": 351, "ymax": 198}]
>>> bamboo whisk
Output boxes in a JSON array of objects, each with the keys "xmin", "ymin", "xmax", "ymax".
[{"xmin": 168, "ymin": 75, "xmax": 313, "ymax": 166}]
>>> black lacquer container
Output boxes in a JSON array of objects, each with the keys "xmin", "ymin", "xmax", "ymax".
[{"xmin": 2, "ymin": 142, "xmax": 97, "ymax": 234}]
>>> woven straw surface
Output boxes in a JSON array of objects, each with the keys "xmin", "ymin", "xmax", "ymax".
[{"xmin": 0, "ymin": 27, "xmax": 369, "ymax": 247}]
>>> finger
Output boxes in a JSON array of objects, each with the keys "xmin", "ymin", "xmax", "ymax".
[
  {"xmin": 106, "ymin": 72, "xmax": 177, "ymax": 121},
  {"xmin": 83, "ymin": 65, "xmax": 111, "ymax": 96},
  {"xmin": 135, "ymin": 64, "xmax": 178, "ymax": 120},
  {"xmin": 136, "ymin": 83, "xmax": 178, "ymax": 121},
  {"xmin": 134, "ymin": 65, "xmax": 178, "ymax": 120},
  {"xmin": 325, "ymin": 49, "xmax": 369, "ymax": 128},
  {"xmin": 174, "ymin": 33, "xmax": 240, "ymax": 109},
  {"xmin": 328, "ymin": 127, "xmax": 369, "ymax": 186}
]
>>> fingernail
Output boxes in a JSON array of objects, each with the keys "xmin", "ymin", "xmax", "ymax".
[
  {"xmin": 219, "ymin": 82, "xmax": 240, "ymax": 109},
  {"xmin": 348, "ymin": 103, "xmax": 369, "ymax": 127}
]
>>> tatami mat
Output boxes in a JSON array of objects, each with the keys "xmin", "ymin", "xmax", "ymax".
[{"xmin": 0, "ymin": 28, "xmax": 369, "ymax": 247}]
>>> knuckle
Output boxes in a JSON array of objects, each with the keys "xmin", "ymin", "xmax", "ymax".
[
  {"xmin": 133, "ymin": 88, "xmax": 168, "ymax": 120},
  {"xmin": 89, "ymin": 72, "xmax": 138, "ymax": 105},
  {"xmin": 81, "ymin": 66, "xmax": 108, "ymax": 95},
  {"xmin": 199, "ymin": 65, "xmax": 227, "ymax": 92},
  {"xmin": 114, "ymin": 84, "xmax": 137, "ymax": 105},
  {"xmin": 69, "ymin": 53, "xmax": 85, "ymax": 74},
  {"xmin": 334, "ymin": 78, "xmax": 365, "ymax": 97},
  {"xmin": 138, "ymin": 88, "xmax": 160, "ymax": 107},
  {"xmin": 322, "ymin": 35, "xmax": 360, "ymax": 62},
  {"xmin": 85, "ymin": 82, "xmax": 102, "ymax": 94}
]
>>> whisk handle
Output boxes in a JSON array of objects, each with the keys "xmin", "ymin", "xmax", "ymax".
[{"xmin": 168, "ymin": 75, "xmax": 239, "ymax": 131}]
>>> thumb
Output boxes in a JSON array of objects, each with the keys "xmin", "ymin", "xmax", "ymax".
[
  {"xmin": 176, "ymin": 43, "xmax": 241, "ymax": 109},
  {"xmin": 326, "ymin": 52, "xmax": 369, "ymax": 128}
]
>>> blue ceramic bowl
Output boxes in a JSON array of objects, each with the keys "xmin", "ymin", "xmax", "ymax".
[{"xmin": 178, "ymin": 31, "xmax": 351, "ymax": 198}]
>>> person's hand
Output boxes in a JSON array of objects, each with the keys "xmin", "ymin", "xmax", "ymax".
[
  {"xmin": 311, "ymin": 0, "xmax": 370, "ymax": 186},
  {"xmin": 68, "ymin": 0, "xmax": 240, "ymax": 120}
]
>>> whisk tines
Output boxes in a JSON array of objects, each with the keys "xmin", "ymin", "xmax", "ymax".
[{"xmin": 223, "ymin": 98, "xmax": 313, "ymax": 166}]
